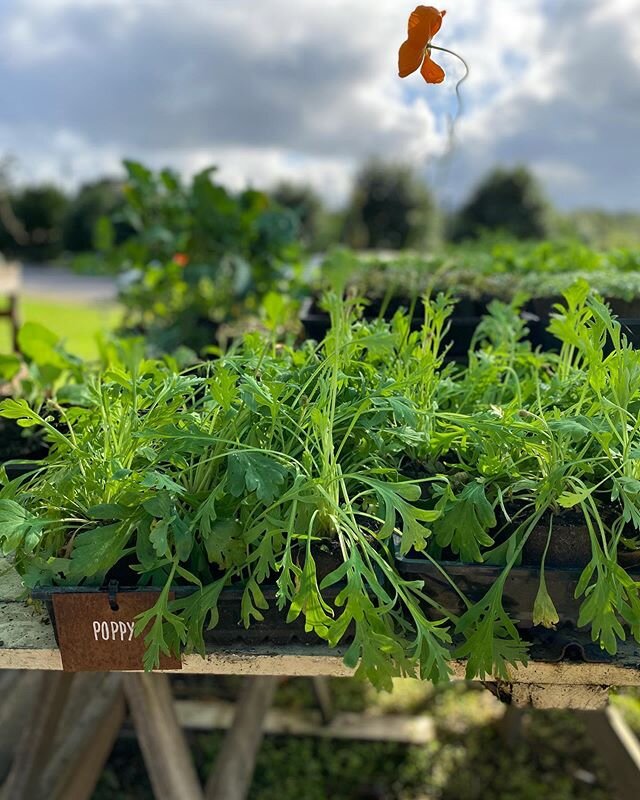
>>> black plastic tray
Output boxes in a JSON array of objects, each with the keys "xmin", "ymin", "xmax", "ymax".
[
  {"xmin": 393, "ymin": 535, "xmax": 640, "ymax": 629},
  {"xmin": 300, "ymin": 295, "xmax": 640, "ymax": 353},
  {"xmin": 394, "ymin": 550, "xmax": 584, "ymax": 628},
  {"xmin": 2, "ymin": 460, "xmax": 45, "ymax": 482},
  {"xmin": 300, "ymin": 311, "xmax": 478, "ymax": 358},
  {"xmin": 32, "ymin": 582, "xmax": 351, "ymax": 649},
  {"xmin": 393, "ymin": 542, "xmax": 640, "ymax": 665}
]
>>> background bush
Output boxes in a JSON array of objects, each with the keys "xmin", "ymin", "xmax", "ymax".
[
  {"xmin": 342, "ymin": 160, "xmax": 440, "ymax": 250},
  {"xmin": 450, "ymin": 166, "xmax": 550, "ymax": 242}
]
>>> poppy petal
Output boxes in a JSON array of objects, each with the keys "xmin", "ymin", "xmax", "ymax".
[
  {"xmin": 398, "ymin": 41, "xmax": 425, "ymax": 78},
  {"xmin": 421, "ymin": 54, "xmax": 445, "ymax": 84},
  {"xmin": 407, "ymin": 6, "xmax": 445, "ymax": 47}
]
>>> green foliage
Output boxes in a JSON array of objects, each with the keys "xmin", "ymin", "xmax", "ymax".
[
  {"xmin": 559, "ymin": 208, "xmax": 640, "ymax": 249},
  {"xmin": 2, "ymin": 320, "xmax": 84, "ymax": 401},
  {"xmin": 342, "ymin": 160, "xmax": 439, "ymax": 251},
  {"xmin": 433, "ymin": 481, "xmax": 496, "ymax": 563},
  {"xmin": 87, "ymin": 161, "xmax": 304, "ymax": 351},
  {"xmin": 0, "ymin": 499, "xmax": 43, "ymax": 555},
  {"xmin": 0, "ymin": 184, "xmax": 69, "ymax": 261},
  {"xmin": 62, "ymin": 179, "xmax": 132, "ymax": 253},
  {"xmin": 4, "ymin": 285, "xmax": 640, "ymax": 689},
  {"xmin": 227, "ymin": 452, "xmax": 289, "ymax": 504},
  {"xmin": 270, "ymin": 181, "xmax": 325, "ymax": 248},
  {"xmin": 450, "ymin": 166, "xmax": 550, "ymax": 242},
  {"xmin": 319, "ymin": 240, "xmax": 640, "ymax": 305},
  {"xmin": 0, "ymin": 321, "xmax": 88, "ymax": 463},
  {"xmin": 0, "ymin": 354, "xmax": 20, "ymax": 381},
  {"xmin": 94, "ymin": 678, "xmax": 612, "ymax": 800}
]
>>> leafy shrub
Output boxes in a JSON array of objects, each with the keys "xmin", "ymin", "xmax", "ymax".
[
  {"xmin": 0, "ymin": 185, "xmax": 69, "ymax": 262},
  {"xmin": 270, "ymin": 182, "xmax": 325, "ymax": 249},
  {"xmin": 450, "ymin": 166, "xmax": 550, "ymax": 242},
  {"xmin": 342, "ymin": 160, "xmax": 439, "ymax": 251},
  {"xmin": 63, "ymin": 179, "xmax": 132, "ymax": 254},
  {"xmin": 92, "ymin": 161, "xmax": 303, "ymax": 351}
]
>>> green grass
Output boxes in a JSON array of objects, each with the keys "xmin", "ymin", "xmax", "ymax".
[{"xmin": 0, "ymin": 297, "xmax": 122, "ymax": 359}]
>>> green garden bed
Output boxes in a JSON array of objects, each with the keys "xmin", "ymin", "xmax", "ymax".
[{"xmin": 2, "ymin": 284, "xmax": 640, "ymax": 687}]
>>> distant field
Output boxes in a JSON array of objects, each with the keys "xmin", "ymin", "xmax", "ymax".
[{"xmin": 0, "ymin": 296, "xmax": 121, "ymax": 359}]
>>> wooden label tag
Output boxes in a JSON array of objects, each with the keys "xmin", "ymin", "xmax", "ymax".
[{"xmin": 52, "ymin": 592, "xmax": 182, "ymax": 672}]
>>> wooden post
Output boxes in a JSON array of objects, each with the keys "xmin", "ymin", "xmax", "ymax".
[
  {"xmin": 206, "ymin": 676, "xmax": 279, "ymax": 800},
  {"xmin": 43, "ymin": 673, "xmax": 125, "ymax": 800},
  {"xmin": 0, "ymin": 672, "xmax": 75, "ymax": 800},
  {"xmin": 311, "ymin": 676, "xmax": 335, "ymax": 724},
  {"xmin": 175, "ymin": 697, "xmax": 437, "ymax": 744},
  {"xmin": 0, "ymin": 261, "xmax": 20, "ymax": 354},
  {"xmin": 580, "ymin": 707, "xmax": 640, "ymax": 800},
  {"xmin": 497, "ymin": 705, "xmax": 525, "ymax": 746},
  {"xmin": 0, "ymin": 672, "xmax": 41, "ymax": 781},
  {"xmin": 123, "ymin": 673, "xmax": 204, "ymax": 800}
]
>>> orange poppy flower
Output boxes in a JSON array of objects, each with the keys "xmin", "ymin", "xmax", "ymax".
[
  {"xmin": 172, "ymin": 253, "xmax": 189, "ymax": 268},
  {"xmin": 398, "ymin": 6, "xmax": 447, "ymax": 84}
]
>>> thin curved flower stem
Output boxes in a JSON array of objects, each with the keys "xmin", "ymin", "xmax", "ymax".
[{"xmin": 428, "ymin": 44, "xmax": 469, "ymax": 117}]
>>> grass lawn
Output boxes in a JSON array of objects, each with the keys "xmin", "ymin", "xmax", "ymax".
[{"xmin": 0, "ymin": 296, "xmax": 122, "ymax": 359}]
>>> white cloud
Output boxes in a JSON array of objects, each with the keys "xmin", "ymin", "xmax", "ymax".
[
  {"xmin": 0, "ymin": 0, "xmax": 637, "ymax": 210},
  {"xmin": 443, "ymin": 0, "xmax": 640, "ymax": 209},
  {"xmin": 532, "ymin": 160, "xmax": 589, "ymax": 193}
]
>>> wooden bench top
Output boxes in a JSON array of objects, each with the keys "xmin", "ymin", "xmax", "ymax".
[{"xmin": 2, "ymin": 559, "xmax": 640, "ymax": 684}]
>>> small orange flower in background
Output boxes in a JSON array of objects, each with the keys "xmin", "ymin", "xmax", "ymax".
[
  {"xmin": 172, "ymin": 253, "xmax": 189, "ymax": 268},
  {"xmin": 399, "ymin": 6, "xmax": 447, "ymax": 84}
]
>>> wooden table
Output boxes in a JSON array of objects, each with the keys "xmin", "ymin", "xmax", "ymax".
[
  {"xmin": 4, "ymin": 559, "xmax": 640, "ymax": 688},
  {"xmin": 2, "ymin": 558, "xmax": 640, "ymax": 697},
  {"xmin": 3, "ymin": 559, "xmax": 640, "ymax": 800}
]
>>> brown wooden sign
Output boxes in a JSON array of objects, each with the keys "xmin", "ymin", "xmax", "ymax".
[{"xmin": 52, "ymin": 592, "xmax": 182, "ymax": 672}]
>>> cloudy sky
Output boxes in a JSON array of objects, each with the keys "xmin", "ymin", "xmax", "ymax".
[{"xmin": 0, "ymin": 0, "xmax": 639, "ymax": 210}]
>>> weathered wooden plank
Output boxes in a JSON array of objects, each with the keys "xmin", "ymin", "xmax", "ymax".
[
  {"xmin": 3, "ymin": 602, "xmax": 640, "ymax": 686},
  {"xmin": 0, "ymin": 672, "xmax": 41, "ymax": 781},
  {"xmin": 581, "ymin": 707, "xmax": 640, "ymax": 800},
  {"xmin": 176, "ymin": 698, "xmax": 437, "ymax": 744},
  {"xmin": 0, "ymin": 672, "xmax": 75, "ymax": 800},
  {"xmin": 43, "ymin": 673, "xmax": 125, "ymax": 800},
  {"xmin": 205, "ymin": 677, "xmax": 279, "ymax": 800},
  {"xmin": 311, "ymin": 676, "xmax": 335, "ymax": 724},
  {"xmin": 499, "ymin": 681, "xmax": 610, "ymax": 709},
  {"xmin": 123, "ymin": 673, "xmax": 204, "ymax": 800},
  {"xmin": 2, "ymin": 560, "xmax": 640, "ymax": 686},
  {"xmin": 0, "ymin": 596, "xmax": 63, "ymax": 669}
]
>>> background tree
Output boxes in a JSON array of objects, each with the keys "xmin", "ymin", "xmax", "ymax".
[
  {"xmin": 271, "ymin": 181, "xmax": 325, "ymax": 248},
  {"xmin": 342, "ymin": 160, "xmax": 439, "ymax": 250},
  {"xmin": 0, "ymin": 184, "xmax": 69, "ymax": 261},
  {"xmin": 62, "ymin": 179, "xmax": 130, "ymax": 253},
  {"xmin": 450, "ymin": 166, "xmax": 550, "ymax": 242},
  {"xmin": 0, "ymin": 158, "xmax": 32, "ymax": 256}
]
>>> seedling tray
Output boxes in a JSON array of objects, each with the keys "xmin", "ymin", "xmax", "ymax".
[
  {"xmin": 394, "ymin": 540, "xmax": 640, "ymax": 664},
  {"xmin": 393, "ymin": 550, "xmax": 583, "ymax": 628},
  {"xmin": 32, "ymin": 581, "xmax": 351, "ymax": 650},
  {"xmin": 301, "ymin": 294, "xmax": 640, "ymax": 355},
  {"xmin": 2, "ymin": 459, "xmax": 45, "ymax": 482},
  {"xmin": 300, "ymin": 306, "xmax": 478, "ymax": 358}
]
